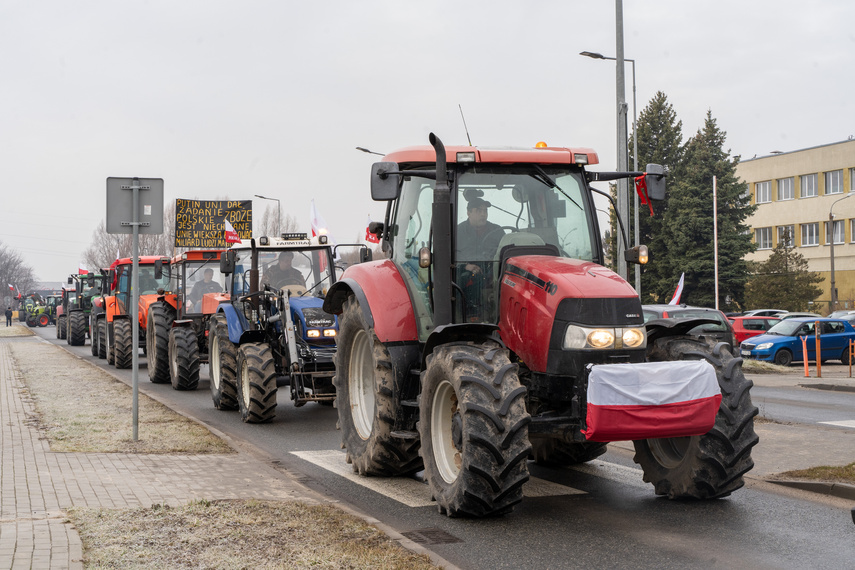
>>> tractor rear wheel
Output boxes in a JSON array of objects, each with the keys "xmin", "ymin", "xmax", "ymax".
[
  {"xmin": 169, "ymin": 326, "xmax": 200, "ymax": 391},
  {"xmin": 113, "ymin": 319, "xmax": 133, "ymax": 369},
  {"xmin": 68, "ymin": 311, "xmax": 87, "ymax": 346},
  {"xmin": 419, "ymin": 342, "xmax": 531, "ymax": 517},
  {"xmin": 56, "ymin": 315, "xmax": 67, "ymax": 339},
  {"xmin": 334, "ymin": 295, "xmax": 422, "ymax": 476},
  {"xmin": 633, "ymin": 338, "xmax": 758, "ymax": 499},
  {"xmin": 236, "ymin": 342, "xmax": 277, "ymax": 423},
  {"xmin": 89, "ymin": 318, "xmax": 98, "ymax": 356},
  {"xmin": 209, "ymin": 314, "xmax": 238, "ymax": 410},
  {"xmin": 147, "ymin": 302, "xmax": 174, "ymax": 383},
  {"xmin": 530, "ymin": 439, "xmax": 608, "ymax": 466},
  {"xmin": 97, "ymin": 320, "xmax": 107, "ymax": 359}
]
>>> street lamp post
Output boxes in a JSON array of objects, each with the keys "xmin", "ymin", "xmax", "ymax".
[
  {"xmin": 580, "ymin": 50, "xmax": 639, "ymax": 293},
  {"xmin": 829, "ymin": 191, "xmax": 855, "ymax": 311},
  {"xmin": 254, "ymin": 194, "xmax": 281, "ymax": 236}
]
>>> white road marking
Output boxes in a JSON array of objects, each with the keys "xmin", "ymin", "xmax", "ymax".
[
  {"xmin": 818, "ymin": 419, "xmax": 855, "ymax": 429},
  {"xmin": 291, "ymin": 449, "xmax": 586, "ymax": 507}
]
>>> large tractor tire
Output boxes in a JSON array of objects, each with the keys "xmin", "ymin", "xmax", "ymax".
[
  {"xmin": 530, "ymin": 439, "xmax": 608, "ymax": 466},
  {"xmin": 419, "ymin": 342, "xmax": 531, "ymax": 517},
  {"xmin": 90, "ymin": 319, "xmax": 98, "ymax": 356},
  {"xmin": 56, "ymin": 315, "xmax": 67, "ymax": 339},
  {"xmin": 169, "ymin": 326, "xmax": 200, "ymax": 391},
  {"xmin": 68, "ymin": 311, "xmax": 87, "ymax": 346},
  {"xmin": 333, "ymin": 295, "xmax": 422, "ymax": 476},
  {"xmin": 113, "ymin": 319, "xmax": 133, "ymax": 369},
  {"xmin": 236, "ymin": 342, "xmax": 278, "ymax": 423},
  {"xmin": 633, "ymin": 338, "xmax": 759, "ymax": 499},
  {"xmin": 38, "ymin": 313, "xmax": 50, "ymax": 327},
  {"xmin": 26, "ymin": 316, "xmax": 37, "ymax": 327},
  {"xmin": 146, "ymin": 302, "xmax": 174, "ymax": 384},
  {"xmin": 97, "ymin": 320, "xmax": 108, "ymax": 359},
  {"xmin": 209, "ymin": 314, "xmax": 238, "ymax": 410}
]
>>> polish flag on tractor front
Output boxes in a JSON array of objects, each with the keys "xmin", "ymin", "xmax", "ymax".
[{"xmin": 224, "ymin": 219, "xmax": 241, "ymax": 244}]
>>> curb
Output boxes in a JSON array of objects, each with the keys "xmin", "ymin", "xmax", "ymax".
[{"xmin": 766, "ymin": 479, "xmax": 855, "ymax": 501}]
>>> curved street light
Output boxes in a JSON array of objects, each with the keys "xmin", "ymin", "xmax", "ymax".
[
  {"xmin": 254, "ymin": 194, "xmax": 281, "ymax": 236},
  {"xmin": 829, "ymin": 191, "xmax": 855, "ymax": 311}
]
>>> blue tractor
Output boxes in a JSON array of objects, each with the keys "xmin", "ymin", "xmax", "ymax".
[{"xmin": 210, "ymin": 233, "xmax": 370, "ymax": 423}]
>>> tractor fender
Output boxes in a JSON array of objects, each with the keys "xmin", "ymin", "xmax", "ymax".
[
  {"xmin": 172, "ymin": 319, "xmax": 195, "ymax": 328},
  {"xmin": 421, "ymin": 323, "xmax": 503, "ymax": 368},
  {"xmin": 323, "ymin": 259, "xmax": 417, "ymax": 343},
  {"xmin": 216, "ymin": 303, "xmax": 259, "ymax": 345}
]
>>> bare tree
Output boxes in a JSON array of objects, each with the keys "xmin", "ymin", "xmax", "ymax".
[
  {"xmin": 256, "ymin": 204, "xmax": 298, "ymax": 238},
  {"xmin": 0, "ymin": 241, "xmax": 38, "ymax": 307},
  {"xmin": 83, "ymin": 203, "xmax": 178, "ymax": 271}
]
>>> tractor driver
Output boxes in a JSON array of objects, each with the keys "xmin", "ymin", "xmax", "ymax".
[
  {"xmin": 456, "ymin": 197, "xmax": 504, "ymax": 321},
  {"xmin": 262, "ymin": 251, "xmax": 307, "ymax": 291},
  {"xmin": 190, "ymin": 268, "xmax": 222, "ymax": 306}
]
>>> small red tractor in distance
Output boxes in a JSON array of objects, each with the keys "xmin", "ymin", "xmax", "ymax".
[
  {"xmin": 95, "ymin": 256, "xmax": 172, "ymax": 372},
  {"xmin": 166, "ymin": 250, "xmax": 227, "ymax": 390},
  {"xmin": 324, "ymin": 134, "xmax": 758, "ymax": 517}
]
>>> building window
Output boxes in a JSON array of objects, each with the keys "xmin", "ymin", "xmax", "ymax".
[
  {"xmin": 826, "ymin": 219, "xmax": 844, "ymax": 244},
  {"xmin": 801, "ymin": 222, "xmax": 819, "ymax": 246},
  {"xmin": 850, "ymin": 168, "xmax": 855, "ymax": 193},
  {"xmin": 851, "ymin": 219, "xmax": 855, "ymax": 243},
  {"xmin": 755, "ymin": 227, "xmax": 772, "ymax": 249},
  {"xmin": 800, "ymin": 174, "xmax": 818, "ymax": 198},
  {"xmin": 755, "ymin": 181, "xmax": 771, "ymax": 204},
  {"xmin": 825, "ymin": 170, "xmax": 843, "ymax": 195},
  {"xmin": 777, "ymin": 225, "xmax": 795, "ymax": 247},
  {"xmin": 777, "ymin": 177, "xmax": 794, "ymax": 201}
]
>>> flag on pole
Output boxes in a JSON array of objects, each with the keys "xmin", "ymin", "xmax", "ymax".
[
  {"xmin": 310, "ymin": 199, "xmax": 329, "ymax": 239},
  {"xmin": 79, "ymin": 263, "xmax": 89, "ymax": 275},
  {"xmin": 224, "ymin": 219, "xmax": 241, "ymax": 244},
  {"xmin": 668, "ymin": 273, "xmax": 685, "ymax": 305},
  {"xmin": 365, "ymin": 215, "xmax": 380, "ymax": 244}
]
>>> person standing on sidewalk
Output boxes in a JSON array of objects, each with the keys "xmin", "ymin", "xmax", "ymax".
[{"xmin": 5, "ymin": 306, "xmax": 12, "ymax": 326}]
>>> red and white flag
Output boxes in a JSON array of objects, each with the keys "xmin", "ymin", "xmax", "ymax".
[
  {"xmin": 365, "ymin": 215, "xmax": 380, "ymax": 244},
  {"xmin": 8, "ymin": 284, "xmax": 15, "ymax": 294},
  {"xmin": 668, "ymin": 272, "xmax": 685, "ymax": 305},
  {"xmin": 79, "ymin": 263, "xmax": 89, "ymax": 275},
  {"xmin": 583, "ymin": 360, "xmax": 721, "ymax": 442},
  {"xmin": 310, "ymin": 199, "xmax": 329, "ymax": 239},
  {"xmin": 224, "ymin": 219, "xmax": 241, "ymax": 244}
]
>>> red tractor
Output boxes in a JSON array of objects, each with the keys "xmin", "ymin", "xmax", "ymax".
[
  {"xmin": 324, "ymin": 134, "xmax": 758, "ymax": 517},
  {"xmin": 96, "ymin": 256, "xmax": 173, "ymax": 374}
]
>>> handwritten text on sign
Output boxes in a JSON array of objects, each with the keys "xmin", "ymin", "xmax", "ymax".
[{"xmin": 175, "ymin": 199, "xmax": 252, "ymax": 247}]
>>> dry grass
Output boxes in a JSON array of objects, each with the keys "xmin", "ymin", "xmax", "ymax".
[
  {"xmin": 778, "ymin": 463, "xmax": 855, "ymax": 484},
  {"xmin": 9, "ymin": 341, "xmax": 231, "ymax": 454},
  {"xmin": 740, "ymin": 358, "xmax": 790, "ymax": 374},
  {"xmin": 0, "ymin": 323, "xmax": 35, "ymax": 337},
  {"xmin": 67, "ymin": 499, "xmax": 437, "ymax": 570}
]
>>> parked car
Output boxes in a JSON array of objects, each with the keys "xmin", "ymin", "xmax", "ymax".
[
  {"xmin": 739, "ymin": 317, "xmax": 855, "ymax": 366},
  {"xmin": 642, "ymin": 304, "xmax": 737, "ymax": 351},
  {"xmin": 728, "ymin": 315, "xmax": 781, "ymax": 344},
  {"xmin": 743, "ymin": 309, "xmax": 788, "ymax": 317},
  {"xmin": 828, "ymin": 310, "xmax": 855, "ymax": 319},
  {"xmin": 778, "ymin": 312, "xmax": 821, "ymax": 320}
]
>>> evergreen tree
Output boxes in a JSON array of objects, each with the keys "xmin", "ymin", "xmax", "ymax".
[
  {"xmin": 657, "ymin": 111, "xmax": 755, "ymax": 308},
  {"xmin": 628, "ymin": 92, "xmax": 684, "ymax": 301},
  {"xmin": 744, "ymin": 230, "xmax": 824, "ymax": 311}
]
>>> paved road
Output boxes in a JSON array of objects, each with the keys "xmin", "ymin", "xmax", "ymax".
[{"xmin": 33, "ymin": 327, "xmax": 855, "ymax": 569}]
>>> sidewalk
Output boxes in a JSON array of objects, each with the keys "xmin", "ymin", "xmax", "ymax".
[{"xmin": 0, "ymin": 334, "xmax": 322, "ymax": 569}]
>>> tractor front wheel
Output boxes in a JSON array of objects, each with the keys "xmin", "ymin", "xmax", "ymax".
[
  {"xmin": 169, "ymin": 326, "xmax": 200, "ymax": 390},
  {"xmin": 97, "ymin": 320, "xmax": 107, "ymax": 359},
  {"xmin": 38, "ymin": 314, "xmax": 50, "ymax": 327},
  {"xmin": 236, "ymin": 342, "xmax": 277, "ymax": 423},
  {"xmin": 56, "ymin": 315, "xmax": 67, "ymax": 339},
  {"xmin": 419, "ymin": 342, "xmax": 531, "ymax": 517},
  {"xmin": 208, "ymin": 314, "xmax": 238, "ymax": 410},
  {"xmin": 113, "ymin": 319, "xmax": 133, "ymax": 369},
  {"xmin": 147, "ymin": 302, "xmax": 174, "ymax": 383},
  {"xmin": 633, "ymin": 338, "xmax": 758, "ymax": 499},
  {"xmin": 333, "ymin": 295, "xmax": 422, "ymax": 476},
  {"xmin": 68, "ymin": 311, "xmax": 87, "ymax": 346}
]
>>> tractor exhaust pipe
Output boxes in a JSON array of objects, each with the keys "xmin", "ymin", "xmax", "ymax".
[{"xmin": 429, "ymin": 133, "xmax": 453, "ymax": 327}]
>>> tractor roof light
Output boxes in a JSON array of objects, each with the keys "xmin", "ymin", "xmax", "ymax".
[
  {"xmin": 535, "ymin": 141, "xmax": 548, "ymax": 148},
  {"xmin": 281, "ymin": 232, "xmax": 308, "ymax": 241},
  {"xmin": 319, "ymin": 235, "xmax": 329, "ymax": 244},
  {"xmin": 574, "ymin": 153, "xmax": 589, "ymax": 165},
  {"xmin": 259, "ymin": 236, "xmax": 270, "ymax": 245},
  {"xmin": 456, "ymin": 151, "xmax": 476, "ymax": 163}
]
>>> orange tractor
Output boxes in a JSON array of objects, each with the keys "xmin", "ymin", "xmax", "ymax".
[{"xmin": 324, "ymin": 134, "xmax": 758, "ymax": 517}]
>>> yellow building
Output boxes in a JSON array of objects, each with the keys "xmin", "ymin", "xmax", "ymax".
[{"xmin": 736, "ymin": 139, "xmax": 855, "ymax": 313}]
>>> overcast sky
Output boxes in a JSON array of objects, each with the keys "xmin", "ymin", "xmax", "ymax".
[{"xmin": 2, "ymin": 0, "xmax": 853, "ymax": 282}]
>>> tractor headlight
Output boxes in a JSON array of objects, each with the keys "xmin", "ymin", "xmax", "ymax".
[
  {"xmin": 307, "ymin": 329, "xmax": 320, "ymax": 338},
  {"xmin": 563, "ymin": 325, "xmax": 647, "ymax": 350},
  {"xmin": 323, "ymin": 329, "xmax": 336, "ymax": 337}
]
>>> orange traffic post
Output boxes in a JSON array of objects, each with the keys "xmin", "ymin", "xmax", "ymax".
[
  {"xmin": 850, "ymin": 339, "xmax": 853, "ymax": 378},
  {"xmin": 801, "ymin": 335, "xmax": 809, "ymax": 377}
]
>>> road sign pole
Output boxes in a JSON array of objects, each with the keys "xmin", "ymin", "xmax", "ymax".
[{"xmin": 131, "ymin": 179, "xmax": 140, "ymax": 441}]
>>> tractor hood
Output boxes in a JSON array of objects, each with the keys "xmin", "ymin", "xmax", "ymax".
[{"xmin": 501, "ymin": 256, "xmax": 638, "ymax": 300}]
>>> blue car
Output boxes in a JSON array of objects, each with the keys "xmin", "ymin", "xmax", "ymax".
[{"xmin": 739, "ymin": 317, "xmax": 855, "ymax": 366}]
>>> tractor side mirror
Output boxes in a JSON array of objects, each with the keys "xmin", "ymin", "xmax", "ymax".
[
  {"xmin": 360, "ymin": 247, "xmax": 373, "ymax": 264},
  {"xmin": 67, "ymin": 276, "xmax": 73, "ymax": 284},
  {"xmin": 645, "ymin": 164, "xmax": 666, "ymax": 201},
  {"xmin": 154, "ymin": 259, "xmax": 164, "ymax": 280},
  {"xmin": 87, "ymin": 275, "xmax": 95, "ymax": 287},
  {"xmin": 220, "ymin": 250, "xmax": 236, "ymax": 274},
  {"xmin": 371, "ymin": 162, "xmax": 401, "ymax": 201}
]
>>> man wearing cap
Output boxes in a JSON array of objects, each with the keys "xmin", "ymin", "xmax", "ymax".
[
  {"xmin": 456, "ymin": 197, "xmax": 504, "ymax": 320},
  {"xmin": 262, "ymin": 251, "xmax": 307, "ymax": 290},
  {"xmin": 190, "ymin": 268, "xmax": 223, "ymax": 310}
]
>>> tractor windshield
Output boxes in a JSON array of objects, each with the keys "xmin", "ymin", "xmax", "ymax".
[
  {"xmin": 392, "ymin": 165, "xmax": 597, "ymax": 336},
  {"xmin": 181, "ymin": 260, "xmax": 227, "ymax": 314},
  {"xmin": 231, "ymin": 247, "xmax": 335, "ymax": 298}
]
